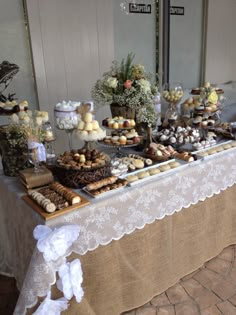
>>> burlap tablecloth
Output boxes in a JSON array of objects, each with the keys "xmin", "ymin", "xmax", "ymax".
[{"xmin": 25, "ymin": 184, "xmax": 236, "ymax": 315}]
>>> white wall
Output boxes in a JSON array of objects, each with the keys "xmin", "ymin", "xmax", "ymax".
[
  {"xmin": 0, "ymin": 0, "xmax": 37, "ymax": 110},
  {"xmin": 205, "ymin": 0, "xmax": 236, "ymax": 84},
  {"xmin": 113, "ymin": 0, "xmax": 156, "ymax": 75},
  {"xmin": 169, "ymin": 0, "xmax": 203, "ymax": 89}
]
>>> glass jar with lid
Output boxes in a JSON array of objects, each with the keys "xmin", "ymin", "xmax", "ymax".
[{"xmin": 54, "ymin": 101, "xmax": 80, "ymax": 150}]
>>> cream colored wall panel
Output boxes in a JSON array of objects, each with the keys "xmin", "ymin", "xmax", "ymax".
[{"xmin": 205, "ymin": 0, "xmax": 236, "ymax": 84}]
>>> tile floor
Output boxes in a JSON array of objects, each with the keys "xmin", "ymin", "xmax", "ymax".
[
  {"xmin": 123, "ymin": 245, "xmax": 236, "ymax": 315},
  {"xmin": 1, "ymin": 245, "xmax": 236, "ymax": 315}
]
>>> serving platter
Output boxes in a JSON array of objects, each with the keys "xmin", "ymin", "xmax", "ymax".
[
  {"xmin": 83, "ymin": 184, "xmax": 126, "ymax": 199},
  {"xmin": 192, "ymin": 140, "xmax": 236, "ymax": 160},
  {"xmin": 121, "ymin": 159, "xmax": 188, "ymax": 186},
  {"xmin": 22, "ymin": 190, "xmax": 90, "ymax": 221}
]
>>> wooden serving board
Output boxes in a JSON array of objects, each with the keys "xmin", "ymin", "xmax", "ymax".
[{"xmin": 22, "ymin": 193, "xmax": 90, "ymax": 221}]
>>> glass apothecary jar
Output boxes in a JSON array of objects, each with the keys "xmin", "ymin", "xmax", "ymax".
[{"xmin": 54, "ymin": 101, "xmax": 80, "ymax": 150}]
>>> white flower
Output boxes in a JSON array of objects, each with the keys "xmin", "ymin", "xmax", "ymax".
[
  {"xmin": 35, "ymin": 116, "xmax": 43, "ymax": 127},
  {"xmin": 105, "ymin": 77, "xmax": 118, "ymax": 89},
  {"xmin": 9, "ymin": 113, "xmax": 19, "ymax": 124},
  {"xmin": 22, "ymin": 116, "xmax": 31, "ymax": 125},
  {"xmin": 138, "ymin": 79, "xmax": 151, "ymax": 93}
]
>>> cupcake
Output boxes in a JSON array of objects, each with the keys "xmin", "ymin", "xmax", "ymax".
[{"xmin": 119, "ymin": 135, "xmax": 127, "ymax": 145}]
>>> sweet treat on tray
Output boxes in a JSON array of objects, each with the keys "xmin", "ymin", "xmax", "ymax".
[
  {"xmin": 56, "ymin": 148, "xmax": 109, "ymax": 170},
  {"xmin": 126, "ymin": 174, "xmax": 139, "ymax": 183},
  {"xmin": 85, "ymin": 176, "xmax": 128, "ymax": 196},
  {"xmin": 86, "ymin": 176, "xmax": 117, "ymax": 191},
  {"xmin": 28, "ymin": 182, "xmax": 82, "ymax": 214},
  {"xmin": 145, "ymin": 142, "xmax": 196, "ymax": 162},
  {"xmin": 101, "ymin": 128, "xmax": 141, "ymax": 146},
  {"xmin": 28, "ymin": 190, "xmax": 57, "ymax": 213},
  {"xmin": 145, "ymin": 143, "xmax": 175, "ymax": 160},
  {"xmin": 156, "ymin": 126, "xmax": 201, "ymax": 145},
  {"xmin": 159, "ymin": 164, "xmax": 171, "ymax": 172},
  {"xmin": 38, "ymin": 186, "xmax": 69, "ymax": 210},
  {"xmin": 102, "ymin": 116, "xmax": 136, "ymax": 129},
  {"xmin": 197, "ymin": 141, "xmax": 236, "ymax": 157},
  {"xmin": 169, "ymin": 161, "xmax": 181, "ymax": 168},
  {"xmin": 173, "ymin": 152, "xmax": 194, "ymax": 162},
  {"xmin": 149, "ymin": 168, "xmax": 161, "ymax": 175},
  {"xmin": 138, "ymin": 171, "xmax": 150, "ymax": 179},
  {"xmin": 0, "ymin": 99, "xmax": 29, "ymax": 114},
  {"xmin": 50, "ymin": 182, "xmax": 81, "ymax": 204},
  {"xmin": 76, "ymin": 112, "xmax": 106, "ymax": 141}
]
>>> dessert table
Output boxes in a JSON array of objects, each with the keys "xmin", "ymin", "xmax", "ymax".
[{"xmin": 1, "ymin": 147, "xmax": 236, "ymax": 314}]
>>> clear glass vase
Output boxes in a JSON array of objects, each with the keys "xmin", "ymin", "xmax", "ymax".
[{"xmin": 164, "ymin": 103, "xmax": 179, "ymax": 127}]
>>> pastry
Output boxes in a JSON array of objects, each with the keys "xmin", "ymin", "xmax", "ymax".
[
  {"xmin": 231, "ymin": 141, "xmax": 236, "ymax": 147},
  {"xmin": 83, "ymin": 112, "xmax": 93, "ymax": 123},
  {"xmin": 50, "ymin": 182, "xmax": 81, "ymax": 204},
  {"xmin": 126, "ymin": 175, "xmax": 139, "ymax": 182},
  {"xmin": 216, "ymin": 146, "xmax": 224, "ymax": 152},
  {"xmin": 86, "ymin": 176, "xmax": 117, "ymax": 191},
  {"xmin": 169, "ymin": 161, "xmax": 180, "ymax": 168},
  {"xmin": 138, "ymin": 171, "xmax": 150, "ymax": 179},
  {"xmin": 159, "ymin": 164, "xmax": 171, "ymax": 172},
  {"xmin": 208, "ymin": 149, "xmax": 217, "ymax": 155},
  {"xmin": 132, "ymin": 159, "xmax": 145, "ymax": 169},
  {"xmin": 119, "ymin": 135, "xmax": 127, "ymax": 145},
  {"xmin": 149, "ymin": 168, "xmax": 161, "ymax": 175},
  {"xmin": 145, "ymin": 158, "xmax": 153, "ymax": 166},
  {"xmin": 198, "ymin": 151, "xmax": 208, "ymax": 157},
  {"xmin": 223, "ymin": 144, "xmax": 231, "ymax": 150}
]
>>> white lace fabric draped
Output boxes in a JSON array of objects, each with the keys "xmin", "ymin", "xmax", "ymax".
[{"xmin": 0, "ymin": 148, "xmax": 235, "ymax": 314}]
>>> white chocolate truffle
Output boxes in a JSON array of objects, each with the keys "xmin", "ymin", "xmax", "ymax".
[
  {"xmin": 84, "ymin": 122, "xmax": 93, "ymax": 131},
  {"xmin": 92, "ymin": 120, "xmax": 99, "ymax": 130},
  {"xmin": 77, "ymin": 121, "xmax": 85, "ymax": 130},
  {"xmin": 169, "ymin": 136, "xmax": 176, "ymax": 144},
  {"xmin": 83, "ymin": 112, "xmax": 93, "ymax": 123},
  {"xmin": 160, "ymin": 135, "xmax": 168, "ymax": 141}
]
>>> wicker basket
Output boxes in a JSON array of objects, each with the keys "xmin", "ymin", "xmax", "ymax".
[
  {"xmin": 110, "ymin": 103, "xmax": 136, "ymax": 119},
  {"xmin": 51, "ymin": 163, "xmax": 112, "ymax": 188}
]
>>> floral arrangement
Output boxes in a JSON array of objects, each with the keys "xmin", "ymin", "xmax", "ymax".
[
  {"xmin": 200, "ymin": 82, "xmax": 219, "ymax": 106},
  {"xmin": 136, "ymin": 103, "xmax": 157, "ymax": 127},
  {"xmin": 91, "ymin": 53, "xmax": 158, "ymax": 110}
]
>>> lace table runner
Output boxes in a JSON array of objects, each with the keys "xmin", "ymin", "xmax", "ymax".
[{"xmin": 1, "ymin": 148, "xmax": 236, "ymax": 314}]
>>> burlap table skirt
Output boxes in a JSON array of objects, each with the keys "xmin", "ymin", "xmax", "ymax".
[{"xmin": 26, "ymin": 184, "xmax": 236, "ymax": 315}]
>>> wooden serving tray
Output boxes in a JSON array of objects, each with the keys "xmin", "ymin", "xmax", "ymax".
[{"xmin": 22, "ymin": 193, "xmax": 90, "ymax": 221}]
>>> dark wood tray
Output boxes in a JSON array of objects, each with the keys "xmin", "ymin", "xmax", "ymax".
[{"xmin": 22, "ymin": 192, "xmax": 90, "ymax": 221}]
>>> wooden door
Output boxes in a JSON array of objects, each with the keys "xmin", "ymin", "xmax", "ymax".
[{"xmin": 25, "ymin": 0, "xmax": 114, "ymax": 151}]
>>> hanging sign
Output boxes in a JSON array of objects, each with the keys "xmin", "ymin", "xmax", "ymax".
[
  {"xmin": 170, "ymin": 6, "xmax": 184, "ymax": 16},
  {"xmin": 129, "ymin": 3, "xmax": 152, "ymax": 14}
]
